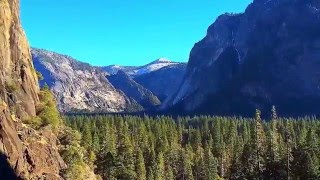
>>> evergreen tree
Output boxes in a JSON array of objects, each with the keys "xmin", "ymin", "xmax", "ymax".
[
  {"xmin": 64, "ymin": 114, "xmax": 320, "ymax": 180},
  {"xmin": 155, "ymin": 152, "xmax": 165, "ymax": 180},
  {"xmin": 180, "ymin": 147, "xmax": 194, "ymax": 180},
  {"xmin": 254, "ymin": 109, "xmax": 267, "ymax": 178},
  {"xmin": 194, "ymin": 138, "xmax": 205, "ymax": 179},
  {"xmin": 271, "ymin": 105, "xmax": 278, "ymax": 120},
  {"xmin": 212, "ymin": 119, "xmax": 222, "ymax": 157},
  {"xmin": 284, "ymin": 120, "xmax": 294, "ymax": 180},
  {"xmin": 265, "ymin": 106, "xmax": 282, "ymax": 179},
  {"xmin": 240, "ymin": 143, "xmax": 257, "ymax": 179},
  {"xmin": 204, "ymin": 143, "xmax": 219, "ymax": 180},
  {"xmin": 70, "ymin": 119, "xmax": 78, "ymax": 130},
  {"xmin": 147, "ymin": 166, "xmax": 155, "ymax": 180},
  {"xmin": 135, "ymin": 146, "xmax": 147, "ymax": 180},
  {"xmin": 81, "ymin": 122, "xmax": 92, "ymax": 150},
  {"xmin": 92, "ymin": 130, "xmax": 100, "ymax": 153},
  {"xmin": 115, "ymin": 121, "xmax": 136, "ymax": 179},
  {"xmin": 165, "ymin": 163, "xmax": 175, "ymax": 180}
]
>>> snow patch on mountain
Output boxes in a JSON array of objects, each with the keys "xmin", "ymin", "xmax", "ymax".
[
  {"xmin": 104, "ymin": 58, "xmax": 181, "ymax": 76},
  {"xmin": 133, "ymin": 58, "xmax": 179, "ymax": 75}
]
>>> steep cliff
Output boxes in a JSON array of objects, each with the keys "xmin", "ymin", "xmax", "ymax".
[
  {"xmin": 0, "ymin": 0, "xmax": 66, "ymax": 179},
  {"xmin": 169, "ymin": 0, "xmax": 320, "ymax": 116},
  {"xmin": 0, "ymin": 0, "xmax": 39, "ymax": 119},
  {"xmin": 32, "ymin": 48, "xmax": 141, "ymax": 113}
]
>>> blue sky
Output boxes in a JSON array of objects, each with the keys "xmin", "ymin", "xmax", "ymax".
[{"xmin": 21, "ymin": 0, "xmax": 252, "ymax": 66}]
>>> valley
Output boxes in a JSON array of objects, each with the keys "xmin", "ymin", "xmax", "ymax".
[
  {"xmin": 0, "ymin": 0, "xmax": 319, "ymax": 179},
  {"xmin": 32, "ymin": 0, "xmax": 320, "ymax": 117}
]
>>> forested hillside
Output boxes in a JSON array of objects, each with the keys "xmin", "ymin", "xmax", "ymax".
[{"xmin": 65, "ymin": 108, "xmax": 320, "ymax": 179}]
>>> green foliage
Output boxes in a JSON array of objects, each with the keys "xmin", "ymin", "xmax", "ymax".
[
  {"xmin": 22, "ymin": 86, "xmax": 60, "ymax": 130},
  {"xmin": 204, "ymin": 144, "xmax": 219, "ymax": 180},
  {"xmin": 34, "ymin": 87, "xmax": 60, "ymax": 129},
  {"xmin": 59, "ymin": 127, "xmax": 94, "ymax": 180},
  {"xmin": 36, "ymin": 71, "xmax": 44, "ymax": 80},
  {"xmin": 81, "ymin": 122, "xmax": 92, "ymax": 150},
  {"xmin": 114, "ymin": 121, "xmax": 136, "ymax": 179},
  {"xmin": 5, "ymin": 81, "xmax": 18, "ymax": 93},
  {"xmin": 65, "ymin": 112, "xmax": 320, "ymax": 180},
  {"xmin": 92, "ymin": 130, "xmax": 100, "ymax": 153},
  {"xmin": 25, "ymin": 116, "xmax": 42, "ymax": 129},
  {"xmin": 180, "ymin": 147, "xmax": 194, "ymax": 180},
  {"xmin": 155, "ymin": 152, "xmax": 165, "ymax": 180},
  {"xmin": 135, "ymin": 146, "xmax": 147, "ymax": 180}
]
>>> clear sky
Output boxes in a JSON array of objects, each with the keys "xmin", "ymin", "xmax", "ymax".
[{"xmin": 21, "ymin": 0, "xmax": 252, "ymax": 66}]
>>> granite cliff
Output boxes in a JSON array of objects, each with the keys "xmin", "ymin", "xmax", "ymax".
[
  {"xmin": 0, "ymin": 0, "xmax": 68, "ymax": 179},
  {"xmin": 168, "ymin": 0, "xmax": 320, "ymax": 116},
  {"xmin": 32, "ymin": 48, "xmax": 141, "ymax": 113}
]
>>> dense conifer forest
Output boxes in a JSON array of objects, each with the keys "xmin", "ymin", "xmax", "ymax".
[{"xmin": 64, "ymin": 107, "xmax": 320, "ymax": 179}]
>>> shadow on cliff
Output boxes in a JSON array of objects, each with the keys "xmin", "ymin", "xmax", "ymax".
[{"xmin": 0, "ymin": 153, "xmax": 19, "ymax": 180}]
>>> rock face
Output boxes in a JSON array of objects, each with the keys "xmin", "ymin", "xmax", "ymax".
[
  {"xmin": 107, "ymin": 71, "xmax": 161, "ymax": 110},
  {"xmin": 134, "ymin": 63, "xmax": 186, "ymax": 101},
  {"xmin": 169, "ymin": 0, "xmax": 320, "ymax": 116},
  {"xmin": 0, "ymin": 0, "xmax": 39, "ymax": 119},
  {"xmin": 32, "ymin": 48, "xmax": 140, "ymax": 113},
  {"xmin": 104, "ymin": 59, "xmax": 187, "ymax": 102},
  {"xmin": 0, "ymin": 0, "xmax": 65, "ymax": 179}
]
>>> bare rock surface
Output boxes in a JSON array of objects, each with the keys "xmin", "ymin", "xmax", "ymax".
[
  {"xmin": 32, "ymin": 48, "xmax": 141, "ymax": 113},
  {"xmin": 0, "ymin": 0, "xmax": 67, "ymax": 179},
  {"xmin": 167, "ymin": 0, "xmax": 320, "ymax": 116}
]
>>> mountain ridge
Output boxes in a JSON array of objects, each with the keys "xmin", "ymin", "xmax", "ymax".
[
  {"xmin": 32, "ymin": 48, "xmax": 186, "ymax": 113},
  {"xmin": 103, "ymin": 58, "xmax": 186, "ymax": 76}
]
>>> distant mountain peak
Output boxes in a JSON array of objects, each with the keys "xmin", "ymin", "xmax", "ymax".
[
  {"xmin": 151, "ymin": 58, "xmax": 172, "ymax": 64},
  {"xmin": 103, "ymin": 58, "xmax": 186, "ymax": 76}
]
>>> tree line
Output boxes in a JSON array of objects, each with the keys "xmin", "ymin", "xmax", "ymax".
[{"xmin": 65, "ymin": 107, "xmax": 320, "ymax": 179}]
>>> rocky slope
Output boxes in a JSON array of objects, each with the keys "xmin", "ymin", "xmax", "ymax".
[
  {"xmin": 32, "ymin": 48, "xmax": 141, "ymax": 113},
  {"xmin": 107, "ymin": 71, "xmax": 161, "ymax": 109},
  {"xmin": 134, "ymin": 63, "xmax": 186, "ymax": 101},
  {"xmin": 104, "ymin": 59, "xmax": 187, "ymax": 102},
  {"xmin": 168, "ymin": 0, "xmax": 320, "ymax": 116},
  {"xmin": 0, "ymin": 0, "xmax": 66, "ymax": 179}
]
